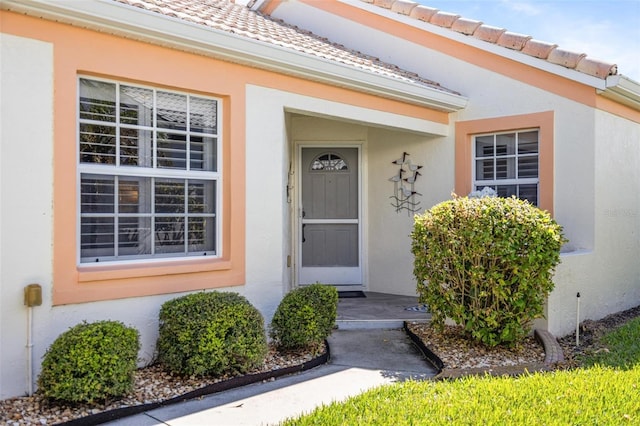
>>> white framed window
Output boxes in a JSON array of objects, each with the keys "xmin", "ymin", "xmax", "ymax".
[
  {"xmin": 472, "ymin": 129, "xmax": 539, "ymax": 205},
  {"xmin": 78, "ymin": 77, "xmax": 220, "ymax": 263}
]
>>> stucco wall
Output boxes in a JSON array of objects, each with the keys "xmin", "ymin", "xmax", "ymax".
[
  {"xmin": 271, "ymin": 0, "xmax": 597, "ymax": 252},
  {"xmin": 548, "ymin": 108, "xmax": 640, "ymax": 335},
  {"xmin": 0, "ymin": 34, "xmax": 54, "ymax": 399},
  {"xmin": 247, "ymin": 85, "xmax": 449, "ymax": 299},
  {"xmin": 0, "ymin": 15, "xmax": 448, "ymax": 396},
  {"xmin": 366, "ymin": 128, "xmax": 452, "ymax": 296},
  {"xmin": 2, "ymin": 0, "xmax": 637, "ymax": 401},
  {"xmin": 271, "ymin": 0, "xmax": 640, "ymax": 337}
]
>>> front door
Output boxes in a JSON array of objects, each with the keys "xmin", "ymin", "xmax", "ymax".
[{"xmin": 299, "ymin": 147, "xmax": 361, "ymax": 285}]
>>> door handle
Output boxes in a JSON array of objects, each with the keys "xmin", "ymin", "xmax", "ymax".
[{"xmin": 302, "ymin": 224, "xmax": 306, "ymax": 243}]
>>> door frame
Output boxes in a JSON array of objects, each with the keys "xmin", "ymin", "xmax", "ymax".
[{"xmin": 294, "ymin": 143, "xmax": 363, "ymax": 288}]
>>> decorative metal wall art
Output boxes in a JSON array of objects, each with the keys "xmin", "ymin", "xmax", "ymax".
[{"xmin": 389, "ymin": 152, "xmax": 423, "ymax": 214}]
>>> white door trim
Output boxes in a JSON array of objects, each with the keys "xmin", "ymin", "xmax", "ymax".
[{"xmin": 295, "ymin": 143, "xmax": 363, "ymax": 287}]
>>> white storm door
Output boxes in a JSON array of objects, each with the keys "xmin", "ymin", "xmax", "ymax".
[{"xmin": 299, "ymin": 147, "xmax": 361, "ymax": 285}]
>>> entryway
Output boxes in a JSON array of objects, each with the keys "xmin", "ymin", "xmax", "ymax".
[
  {"xmin": 298, "ymin": 146, "xmax": 361, "ymax": 286},
  {"xmin": 336, "ymin": 292, "xmax": 430, "ymax": 329}
]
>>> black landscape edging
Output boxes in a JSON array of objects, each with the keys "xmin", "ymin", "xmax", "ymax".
[
  {"xmin": 403, "ymin": 321, "xmax": 444, "ymax": 372},
  {"xmin": 59, "ymin": 343, "xmax": 330, "ymax": 426},
  {"xmin": 404, "ymin": 322, "xmax": 561, "ymax": 381}
]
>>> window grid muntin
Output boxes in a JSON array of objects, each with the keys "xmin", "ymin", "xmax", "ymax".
[
  {"xmin": 78, "ymin": 76, "xmax": 220, "ymax": 264},
  {"xmin": 472, "ymin": 129, "xmax": 539, "ymax": 205},
  {"xmin": 79, "ymin": 78, "xmax": 218, "ymax": 172},
  {"xmin": 310, "ymin": 153, "xmax": 349, "ymax": 172},
  {"xmin": 80, "ymin": 172, "xmax": 217, "ymax": 262}
]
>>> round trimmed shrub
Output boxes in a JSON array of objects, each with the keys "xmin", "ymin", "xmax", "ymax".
[
  {"xmin": 157, "ymin": 291, "xmax": 267, "ymax": 377},
  {"xmin": 270, "ymin": 284, "xmax": 338, "ymax": 350},
  {"xmin": 38, "ymin": 320, "xmax": 140, "ymax": 403},
  {"xmin": 412, "ymin": 196, "xmax": 566, "ymax": 347}
]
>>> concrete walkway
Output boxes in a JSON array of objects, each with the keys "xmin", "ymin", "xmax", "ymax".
[{"xmin": 105, "ymin": 329, "xmax": 437, "ymax": 426}]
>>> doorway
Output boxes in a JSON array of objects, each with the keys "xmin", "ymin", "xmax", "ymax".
[{"xmin": 298, "ymin": 147, "xmax": 361, "ymax": 286}]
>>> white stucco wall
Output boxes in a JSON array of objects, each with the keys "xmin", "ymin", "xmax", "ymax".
[
  {"xmin": 2, "ymin": 6, "xmax": 637, "ymax": 400},
  {"xmin": 0, "ymin": 34, "xmax": 279, "ymax": 399},
  {"xmin": 272, "ymin": 1, "xmax": 640, "ymax": 337},
  {"xmin": 245, "ymin": 85, "xmax": 450, "ymax": 298},
  {"xmin": 0, "ymin": 36, "xmax": 450, "ymax": 398},
  {"xmin": 1, "ymin": 34, "xmax": 55, "ymax": 399},
  {"xmin": 366, "ymin": 128, "xmax": 452, "ymax": 296},
  {"xmin": 548, "ymin": 110, "xmax": 640, "ymax": 335}
]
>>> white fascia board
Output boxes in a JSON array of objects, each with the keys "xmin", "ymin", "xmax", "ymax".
[
  {"xmin": 601, "ymin": 75, "xmax": 640, "ymax": 110},
  {"xmin": 340, "ymin": 0, "xmax": 609, "ymax": 90},
  {"xmin": 1, "ymin": 0, "xmax": 467, "ymax": 112}
]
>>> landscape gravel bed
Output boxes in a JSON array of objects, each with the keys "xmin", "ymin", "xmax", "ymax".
[
  {"xmin": 0, "ymin": 345, "xmax": 323, "ymax": 426},
  {"xmin": 406, "ymin": 322, "xmax": 545, "ymax": 370},
  {"xmin": 2, "ymin": 305, "xmax": 639, "ymax": 425}
]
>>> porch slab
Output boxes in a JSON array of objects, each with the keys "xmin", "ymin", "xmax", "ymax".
[{"xmin": 336, "ymin": 292, "xmax": 431, "ymax": 329}]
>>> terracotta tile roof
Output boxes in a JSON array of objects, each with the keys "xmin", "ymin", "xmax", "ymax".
[
  {"xmin": 363, "ymin": 0, "xmax": 618, "ymax": 79},
  {"xmin": 110, "ymin": 0, "xmax": 459, "ymax": 95}
]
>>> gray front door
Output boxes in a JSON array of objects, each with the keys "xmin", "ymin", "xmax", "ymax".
[{"xmin": 299, "ymin": 147, "xmax": 361, "ymax": 285}]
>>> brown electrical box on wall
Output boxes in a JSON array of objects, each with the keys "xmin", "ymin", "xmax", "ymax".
[{"xmin": 24, "ymin": 284, "xmax": 42, "ymax": 307}]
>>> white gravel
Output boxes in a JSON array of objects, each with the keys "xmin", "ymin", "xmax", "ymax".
[
  {"xmin": 0, "ymin": 345, "xmax": 321, "ymax": 425},
  {"xmin": 407, "ymin": 322, "xmax": 545, "ymax": 369},
  {"xmin": 0, "ymin": 326, "xmax": 546, "ymax": 425}
]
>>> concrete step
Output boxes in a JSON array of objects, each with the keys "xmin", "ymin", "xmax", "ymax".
[{"xmin": 336, "ymin": 318, "xmax": 430, "ymax": 330}]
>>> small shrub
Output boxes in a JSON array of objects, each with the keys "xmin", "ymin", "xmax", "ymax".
[
  {"xmin": 412, "ymin": 196, "xmax": 566, "ymax": 347},
  {"xmin": 38, "ymin": 321, "xmax": 140, "ymax": 403},
  {"xmin": 157, "ymin": 291, "xmax": 267, "ymax": 377},
  {"xmin": 270, "ymin": 284, "xmax": 338, "ymax": 350}
]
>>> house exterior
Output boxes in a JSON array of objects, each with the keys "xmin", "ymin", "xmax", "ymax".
[{"xmin": 1, "ymin": 0, "xmax": 638, "ymax": 399}]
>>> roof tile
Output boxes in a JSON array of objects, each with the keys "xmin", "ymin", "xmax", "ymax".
[
  {"xmin": 372, "ymin": 0, "xmax": 395, "ymax": 9},
  {"xmin": 521, "ymin": 39, "xmax": 558, "ymax": 59},
  {"xmin": 473, "ymin": 24, "xmax": 506, "ymax": 43},
  {"xmin": 429, "ymin": 11, "xmax": 460, "ymax": 28},
  {"xmin": 575, "ymin": 57, "xmax": 618, "ymax": 79},
  {"xmin": 109, "ymin": 0, "xmax": 459, "ymax": 95},
  {"xmin": 450, "ymin": 18, "xmax": 482, "ymax": 36},
  {"xmin": 408, "ymin": 5, "xmax": 439, "ymax": 22},
  {"xmin": 547, "ymin": 48, "xmax": 586, "ymax": 69},
  {"xmin": 366, "ymin": 0, "xmax": 617, "ymax": 79},
  {"xmin": 496, "ymin": 31, "xmax": 532, "ymax": 51},
  {"xmin": 390, "ymin": 0, "xmax": 419, "ymax": 15}
]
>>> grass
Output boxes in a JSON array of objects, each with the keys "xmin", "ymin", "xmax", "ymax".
[
  {"xmin": 580, "ymin": 316, "xmax": 640, "ymax": 369},
  {"xmin": 282, "ymin": 318, "xmax": 640, "ymax": 425}
]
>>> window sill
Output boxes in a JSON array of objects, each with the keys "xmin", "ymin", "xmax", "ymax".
[{"xmin": 78, "ymin": 257, "xmax": 231, "ymax": 283}]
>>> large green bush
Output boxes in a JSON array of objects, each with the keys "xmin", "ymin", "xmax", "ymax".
[
  {"xmin": 157, "ymin": 291, "xmax": 267, "ymax": 377},
  {"xmin": 270, "ymin": 284, "xmax": 338, "ymax": 350},
  {"xmin": 412, "ymin": 196, "xmax": 566, "ymax": 347},
  {"xmin": 38, "ymin": 321, "xmax": 140, "ymax": 403}
]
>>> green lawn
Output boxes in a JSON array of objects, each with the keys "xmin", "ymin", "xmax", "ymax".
[
  {"xmin": 282, "ymin": 318, "xmax": 640, "ymax": 425},
  {"xmin": 581, "ymin": 316, "xmax": 640, "ymax": 369}
]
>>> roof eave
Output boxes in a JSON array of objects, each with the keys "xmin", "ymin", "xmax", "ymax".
[
  {"xmin": 600, "ymin": 75, "xmax": 640, "ymax": 111},
  {"xmin": 343, "ymin": 0, "xmax": 612, "ymax": 90},
  {"xmin": 1, "ymin": 0, "xmax": 467, "ymax": 112}
]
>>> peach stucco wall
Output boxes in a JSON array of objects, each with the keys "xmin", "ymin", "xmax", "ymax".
[
  {"xmin": 0, "ymin": 10, "xmax": 448, "ymax": 306},
  {"xmin": 1, "ymin": 9, "xmax": 454, "ymax": 398}
]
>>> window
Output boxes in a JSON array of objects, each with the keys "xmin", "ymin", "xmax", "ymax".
[
  {"xmin": 310, "ymin": 153, "xmax": 348, "ymax": 171},
  {"xmin": 78, "ymin": 77, "xmax": 220, "ymax": 263},
  {"xmin": 473, "ymin": 130, "xmax": 539, "ymax": 205}
]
